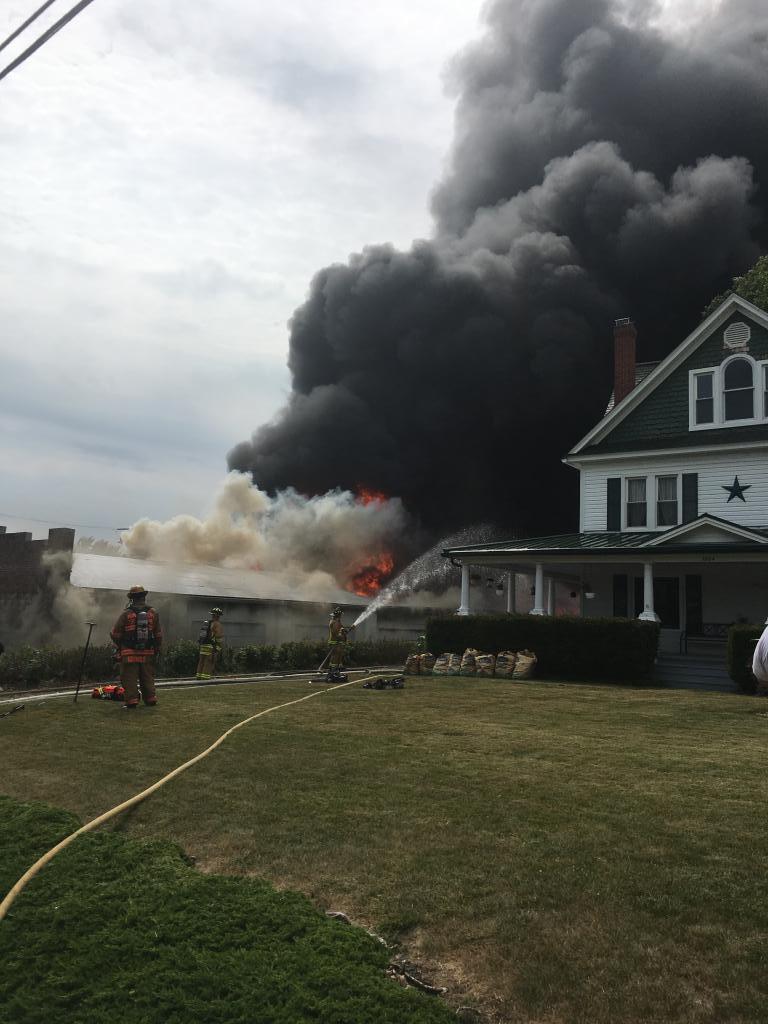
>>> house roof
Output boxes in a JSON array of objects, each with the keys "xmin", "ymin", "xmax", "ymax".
[
  {"xmin": 443, "ymin": 516, "xmax": 768, "ymax": 560},
  {"xmin": 604, "ymin": 362, "xmax": 660, "ymax": 414},
  {"xmin": 70, "ymin": 553, "xmax": 368, "ymax": 606},
  {"xmin": 569, "ymin": 294, "xmax": 768, "ymax": 457}
]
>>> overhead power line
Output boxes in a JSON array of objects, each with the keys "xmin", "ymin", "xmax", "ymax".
[
  {"xmin": 0, "ymin": 511, "xmax": 127, "ymax": 531},
  {"xmin": 0, "ymin": 0, "xmax": 60, "ymax": 56},
  {"xmin": 0, "ymin": 0, "xmax": 97, "ymax": 84}
]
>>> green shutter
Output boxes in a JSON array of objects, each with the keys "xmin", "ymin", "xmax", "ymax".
[
  {"xmin": 607, "ymin": 478, "xmax": 621, "ymax": 531},
  {"xmin": 682, "ymin": 473, "xmax": 698, "ymax": 523}
]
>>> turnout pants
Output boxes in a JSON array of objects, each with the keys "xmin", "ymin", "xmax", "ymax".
[
  {"xmin": 196, "ymin": 644, "xmax": 217, "ymax": 680},
  {"xmin": 120, "ymin": 658, "xmax": 157, "ymax": 706}
]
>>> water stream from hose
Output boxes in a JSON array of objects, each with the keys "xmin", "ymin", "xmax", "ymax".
[{"xmin": 352, "ymin": 524, "xmax": 497, "ymax": 627}]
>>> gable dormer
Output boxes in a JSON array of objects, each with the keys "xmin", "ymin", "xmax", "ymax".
[{"xmin": 571, "ymin": 295, "xmax": 768, "ymax": 458}]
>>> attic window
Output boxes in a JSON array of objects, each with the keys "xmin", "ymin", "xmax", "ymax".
[
  {"xmin": 723, "ymin": 358, "xmax": 754, "ymax": 420},
  {"xmin": 723, "ymin": 321, "xmax": 751, "ymax": 352}
]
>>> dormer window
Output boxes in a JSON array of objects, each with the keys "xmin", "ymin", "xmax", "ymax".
[
  {"xmin": 689, "ymin": 355, "xmax": 768, "ymax": 430},
  {"xmin": 694, "ymin": 372, "xmax": 714, "ymax": 424},
  {"xmin": 723, "ymin": 358, "xmax": 754, "ymax": 420}
]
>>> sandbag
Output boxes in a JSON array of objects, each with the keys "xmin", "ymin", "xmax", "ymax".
[
  {"xmin": 404, "ymin": 653, "xmax": 421, "ymax": 675},
  {"xmin": 494, "ymin": 651, "xmax": 517, "ymax": 679},
  {"xmin": 512, "ymin": 650, "xmax": 537, "ymax": 679},
  {"xmin": 460, "ymin": 648, "xmax": 479, "ymax": 676},
  {"xmin": 433, "ymin": 653, "xmax": 452, "ymax": 676},
  {"xmin": 446, "ymin": 653, "xmax": 463, "ymax": 676},
  {"xmin": 475, "ymin": 652, "xmax": 496, "ymax": 678},
  {"xmin": 419, "ymin": 653, "xmax": 436, "ymax": 675}
]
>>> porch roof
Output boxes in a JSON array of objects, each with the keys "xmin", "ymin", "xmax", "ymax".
[{"xmin": 443, "ymin": 525, "xmax": 768, "ymax": 560}]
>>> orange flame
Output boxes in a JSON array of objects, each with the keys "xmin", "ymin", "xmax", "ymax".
[
  {"xmin": 356, "ymin": 487, "xmax": 388, "ymax": 506},
  {"xmin": 349, "ymin": 552, "xmax": 395, "ymax": 597}
]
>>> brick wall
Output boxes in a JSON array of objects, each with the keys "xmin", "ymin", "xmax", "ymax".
[{"xmin": 0, "ymin": 525, "xmax": 76, "ymax": 596}]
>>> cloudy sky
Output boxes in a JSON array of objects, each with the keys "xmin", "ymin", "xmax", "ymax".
[{"xmin": 0, "ymin": 0, "xmax": 714, "ymax": 541}]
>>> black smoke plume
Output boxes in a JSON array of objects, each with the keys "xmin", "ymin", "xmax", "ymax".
[{"xmin": 229, "ymin": 0, "xmax": 768, "ymax": 540}]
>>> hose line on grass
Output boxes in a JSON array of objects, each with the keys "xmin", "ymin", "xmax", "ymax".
[{"xmin": 0, "ymin": 674, "xmax": 382, "ymax": 923}]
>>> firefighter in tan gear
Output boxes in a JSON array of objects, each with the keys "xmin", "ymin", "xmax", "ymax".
[
  {"xmin": 196, "ymin": 607, "xmax": 224, "ymax": 680},
  {"xmin": 327, "ymin": 608, "xmax": 354, "ymax": 682},
  {"xmin": 110, "ymin": 586, "xmax": 163, "ymax": 709}
]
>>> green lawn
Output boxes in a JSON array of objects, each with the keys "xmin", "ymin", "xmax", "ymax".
[{"xmin": 3, "ymin": 677, "xmax": 768, "ymax": 1023}]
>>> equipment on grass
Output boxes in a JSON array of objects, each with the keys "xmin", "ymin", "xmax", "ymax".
[
  {"xmin": 362, "ymin": 675, "xmax": 405, "ymax": 690},
  {"xmin": 91, "ymin": 684, "xmax": 126, "ymax": 702},
  {"xmin": 73, "ymin": 621, "xmax": 96, "ymax": 704}
]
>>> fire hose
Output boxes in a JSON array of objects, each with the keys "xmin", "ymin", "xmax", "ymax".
[{"xmin": 0, "ymin": 673, "xmax": 383, "ymax": 923}]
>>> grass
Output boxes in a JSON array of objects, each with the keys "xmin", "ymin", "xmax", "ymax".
[
  {"xmin": 3, "ymin": 677, "xmax": 768, "ymax": 1022},
  {"xmin": 0, "ymin": 798, "xmax": 453, "ymax": 1024}
]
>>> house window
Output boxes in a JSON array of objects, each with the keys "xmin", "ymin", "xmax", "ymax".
[
  {"xmin": 694, "ymin": 372, "xmax": 714, "ymax": 424},
  {"xmin": 626, "ymin": 477, "xmax": 647, "ymax": 527},
  {"xmin": 656, "ymin": 475, "xmax": 678, "ymax": 527},
  {"xmin": 723, "ymin": 358, "xmax": 754, "ymax": 421}
]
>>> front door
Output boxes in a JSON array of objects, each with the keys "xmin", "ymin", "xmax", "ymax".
[
  {"xmin": 684, "ymin": 574, "xmax": 703, "ymax": 634},
  {"xmin": 654, "ymin": 577, "xmax": 680, "ymax": 629}
]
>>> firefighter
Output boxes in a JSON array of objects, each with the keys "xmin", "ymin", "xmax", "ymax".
[
  {"xmin": 327, "ymin": 608, "xmax": 354, "ymax": 682},
  {"xmin": 110, "ymin": 586, "xmax": 163, "ymax": 709},
  {"xmin": 196, "ymin": 607, "xmax": 224, "ymax": 680}
]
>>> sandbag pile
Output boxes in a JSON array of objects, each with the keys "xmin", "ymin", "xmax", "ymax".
[
  {"xmin": 419, "ymin": 653, "xmax": 436, "ymax": 674},
  {"xmin": 432, "ymin": 653, "xmax": 451, "ymax": 676},
  {"xmin": 460, "ymin": 648, "xmax": 479, "ymax": 676},
  {"xmin": 475, "ymin": 653, "xmax": 496, "ymax": 677},
  {"xmin": 494, "ymin": 651, "xmax": 517, "ymax": 678},
  {"xmin": 512, "ymin": 650, "xmax": 537, "ymax": 679},
  {"xmin": 446, "ymin": 653, "xmax": 463, "ymax": 676},
  {"xmin": 411, "ymin": 648, "xmax": 538, "ymax": 680},
  {"xmin": 404, "ymin": 653, "xmax": 421, "ymax": 675}
]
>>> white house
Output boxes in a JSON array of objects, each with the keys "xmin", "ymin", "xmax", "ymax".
[{"xmin": 444, "ymin": 294, "xmax": 768, "ymax": 655}]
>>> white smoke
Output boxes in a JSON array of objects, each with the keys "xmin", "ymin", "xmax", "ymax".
[
  {"xmin": 121, "ymin": 472, "xmax": 410, "ymax": 589},
  {"xmin": 0, "ymin": 551, "xmax": 126, "ymax": 651}
]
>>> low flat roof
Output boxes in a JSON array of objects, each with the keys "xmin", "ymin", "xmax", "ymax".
[{"xmin": 70, "ymin": 553, "xmax": 368, "ymax": 606}]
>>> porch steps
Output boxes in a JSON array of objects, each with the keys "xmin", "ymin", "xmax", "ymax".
[{"xmin": 654, "ymin": 653, "xmax": 735, "ymax": 693}]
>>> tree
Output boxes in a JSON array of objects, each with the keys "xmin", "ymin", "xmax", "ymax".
[{"xmin": 703, "ymin": 255, "xmax": 768, "ymax": 318}]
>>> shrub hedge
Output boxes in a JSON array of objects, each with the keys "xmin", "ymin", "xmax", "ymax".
[
  {"xmin": 727, "ymin": 624, "xmax": 763, "ymax": 694},
  {"xmin": 0, "ymin": 638, "xmax": 415, "ymax": 690},
  {"xmin": 425, "ymin": 614, "xmax": 659, "ymax": 682}
]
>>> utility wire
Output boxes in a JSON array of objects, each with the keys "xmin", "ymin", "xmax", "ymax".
[
  {"xmin": 0, "ymin": 512, "xmax": 127, "ymax": 531},
  {"xmin": 0, "ymin": 0, "xmax": 60, "ymax": 56},
  {"xmin": 0, "ymin": 0, "xmax": 96, "ymax": 84}
]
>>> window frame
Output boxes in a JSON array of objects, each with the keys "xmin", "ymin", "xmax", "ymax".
[
  {"xmin": 622, "ymin": 474, "xmax": 681, "ymax": 531},
  {"xmin": 655, "ymin": 473, "xmax": 679, "ymax": 528},
  {"xmin": 624, "ymin": 476, "xmax": 648, "ymax": 530},
  {"xmin": 689, "ymin": 355, "xmax": 768, "ymax": 431}
]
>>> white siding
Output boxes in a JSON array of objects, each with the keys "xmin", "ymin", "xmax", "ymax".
[{"xmin": 581, "ymin": 449, "xmax": 768, "ymax": 531}]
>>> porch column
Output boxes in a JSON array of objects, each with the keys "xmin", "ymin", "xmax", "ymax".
[
  {"xmin": 531, "ymin": 563, "xmax": 546, "ymax": 615},
  {"xmin": 506, "ymin": 572, "xmax": 516, "ymax": 614},
  {"xmin": 639, "ymin": 562, "xmax": 660, "ymax": 623},
  {"xmin": 457, "ymin": 563, "xmax": 470, "ymax": 616},
  {"xmin": 546, "ymin": 577, "xmax": 555, "ymax": 616}
]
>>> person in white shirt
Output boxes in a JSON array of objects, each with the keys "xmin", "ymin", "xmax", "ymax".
[{"xmin": 750, "ymin": 622, "xmax": 768, "ymax": 695}]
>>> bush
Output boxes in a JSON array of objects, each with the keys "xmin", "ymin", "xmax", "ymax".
[
  {"xmin": 425, "ymin": 614, "xmax": 659, "ymax": 682},
  {"xmin": 235, "ymin": 644, "xmax": 278, "ymax": 673},
  {"xmin": 727, "ymin": 624, "xmax": 762, "ymax": 693},
  {"xmin": 347, "ymin": 639, "xmax": 415, "ymax": 667},
  {"xmin": 0, "ymin": 637, "xmax": 418, "ymax": 689},
  {"xmin": 0, "ymin": 644, "xmax": 115, "ymax": 690},
  {"xmin": 159, "ymin": 639, "xmax": 199, "ymax": 679}
]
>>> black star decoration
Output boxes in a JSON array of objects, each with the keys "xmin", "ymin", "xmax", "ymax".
[{"xmin": 722, "ymin": 475, "xmax": 751, "ymax": 502}]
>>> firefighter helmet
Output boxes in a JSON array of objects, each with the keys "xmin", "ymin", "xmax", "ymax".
[
  {"xmin": 331, "ymin": 608, "xmax": 342, "ymax": 618},
  {"xmin": 127, "ymin": 585, "xmax": 147, "ymax": 597},
  {"xmin": 211, "ymin": 607, "xmax": 223, "ymax": 616}
]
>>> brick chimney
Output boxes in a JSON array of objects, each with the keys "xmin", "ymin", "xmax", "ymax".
[{"xmin": 613, "ymin": 317, "xmax": 637, "ymax": 407}]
